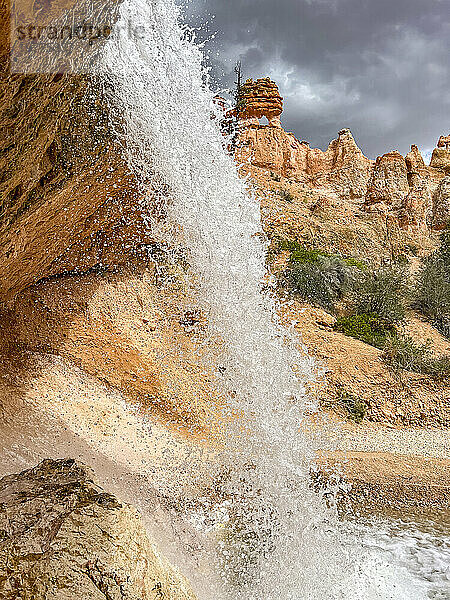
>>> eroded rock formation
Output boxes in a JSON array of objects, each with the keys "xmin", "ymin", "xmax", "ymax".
[
  {"xmin": 431, "ymin": 134, "xmax": 450, "ymax": 175},
  {"xmin": 365, "ymin": 152, "xmax": 410, "ymax": 213},
  {"xmin": 238, "ymin": 124, "xmax": 373, "ymax": 200},
  {"xmin": 238, "ymin": 78, "xmax": 283, "ymax": 127},
  {"xmin": 236, "ymin": 87, "xmax": 447, "ymax": 232},
  {"xmin": 0, "ymin": 458, "xmax": 197, "ymax": 600},
  {"xmin": 433, "ymin": 176, "xmax": 450, "ymax": 230},
  {"xmin": 437, "ymin": 135, "xmax": 450, "ymax": 149}
]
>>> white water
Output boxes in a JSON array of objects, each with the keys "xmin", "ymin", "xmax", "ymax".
[{"xmin": 99, "ymin": 1, "xmax": 447, "ymax": 598}]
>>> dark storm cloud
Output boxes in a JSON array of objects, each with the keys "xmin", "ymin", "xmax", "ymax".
[{"xmin": 180, "ymin": 0, "xmax": 450, "ymax": 159}]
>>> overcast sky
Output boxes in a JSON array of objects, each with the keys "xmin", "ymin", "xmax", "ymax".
[{"xmin": 180, "ymin": 0, "xmax": 449, "ymax": 160}]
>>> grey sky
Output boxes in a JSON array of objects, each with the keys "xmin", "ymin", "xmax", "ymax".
[{"xmin": 180, "ymin": 0, "xmax": 450, "ymax": 159}]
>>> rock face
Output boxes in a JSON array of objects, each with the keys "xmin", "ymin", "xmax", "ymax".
[
  {"xmin": 0, "ymin": 73, "xmax": 158, "ymax": 303},
  {"xmin": 238, "ymin": 78, "xmax": 283, "ymax": 127},
  {"xmin": 238, "ymin": 125, "xmax": 373, "ymax": 200},
  {"xmin": 0, "ymin": 0, "xmax": 152, "ymax": 303},
  {"xmin": 432, "ymin": 176, "xmax": 450, "ymax": 230},
  {"xmin": 0, "ymin": 459, "xmax": 197, "ymax": 600},
  {"xmin": 430, "ymin": 133, "xmax": 450, "ymax": 174},
  {"xmin": 365, "ymin": 151, "xmax": 413, "ymax": 213},
  {"xmin": 237, "ymin": 89, "xmax": 447, "ymax": 232},
  {"xmin": 323, "ymin": 128, "xmax": 374, "ymax": 200},
  {"xmin": 398, "ymin": 145, "xmax": 433, "ymax": 231},
  {"xmin": 430, "ymin": 147, "xmax": 450, "ymax": 175},
  {"xmin": 364, "ymin": 144, "xmax": 445, "ymax": 230}
]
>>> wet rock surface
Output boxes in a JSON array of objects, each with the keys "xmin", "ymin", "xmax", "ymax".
[{"xmin": 0, "ymin": 459, "xmax": 197, "ymax": 600}]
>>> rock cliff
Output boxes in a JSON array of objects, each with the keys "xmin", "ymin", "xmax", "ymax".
[
  {"xmin": 0, "ymin": 72, "xmax": 158, "ymax": 302},
  {"xmin": 430, "ymin": 144, "xmax": 450, "ymax": 174},
  {"xmin": 0, "ymin": 458, "xmax": 197, "ymax": 600},
  {"xmin": 235, "ymin": 79, "xmax": 447, "ymax": 232}
]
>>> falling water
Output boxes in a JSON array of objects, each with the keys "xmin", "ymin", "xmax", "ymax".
[{"xmin": 99, "ymin": 1, "xmax": 446, "ymax": 598}]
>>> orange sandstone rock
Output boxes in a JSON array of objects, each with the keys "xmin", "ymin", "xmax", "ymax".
[
  {"xmin": 432, "ymin": 176, "xmax": 450, "ymax": 230},
  {"xmin": 437, "ymin": 134, "xmax": 450, "ymax": 149},
  {"xmin": 238, "ymin": 78, "xmax": 283, "ymax": 127},
  {"xmin": 365, "ymin": 151, "xmax": 410, "ymax": 213},
  {"xmin": 430, "ymin": 134, "xmax": 450, "ymax": 175}
]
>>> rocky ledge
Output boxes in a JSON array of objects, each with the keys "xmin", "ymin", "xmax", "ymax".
[{"xmin": 0, "ymin": 459, "xmax": 196, "ymax": 600}]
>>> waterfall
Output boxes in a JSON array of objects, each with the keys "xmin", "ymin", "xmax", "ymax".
[{"xmin": 99, "ymin": 1, "xmax": 430, "ymax": 598}]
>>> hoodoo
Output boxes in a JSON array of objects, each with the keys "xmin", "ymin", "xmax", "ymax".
[
  {"xmin": 238, "ymin": 78, "xmax": 284, "ymax": 127},
  {"xmin": 235, "ymin": 87, "xmax": 447, "ymax": 232},
  {"xmin": 437, "ymin": 135, "xmax": 450, "ymax": 150},
  {"xmin": 431, "ymin": 133, "xmax": 450, "ymax": 174}
]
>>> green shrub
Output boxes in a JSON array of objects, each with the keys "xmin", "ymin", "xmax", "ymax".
[
  {"xmin": 274, "ymin": 240, "xmax": 409, "ymax": 320},
  {"xmin": 278, "ymin": 241, "xmax": 373, "ymax": 311},
  {"xmin": 383, "ymin": 335, "xmax": 450, "ymax": 380},
  {"xmin": 286, "ymin": 259, "xmax": 349, "ymax": 310},
  {"xmin": 288, "ymin": 246, "xmax": 330, "ymax": 265},
  {"xmin": 343, "ymin": 257, "xmax": 368, "ymax": 271},
  {"xmin": 439, "ymin": 227, "xmax": 450, "ymax": 263},
  {"xmin": 338, "ymin": 391, "xmax": 368, "ymax": 423},
  {"xmin": 415, "ymin": 258, "xmax": 450, "ymax": 337},
  {"xmin": 334, "ymin": 313, "xmax": 396, "ymax": 349},
  {"xmin": 352, "ymin": 267, "xmax": 408, "ymax": 325},
  {"xmin": 414, "ymin": 229, "xmax": 450, "ymax": 338}
]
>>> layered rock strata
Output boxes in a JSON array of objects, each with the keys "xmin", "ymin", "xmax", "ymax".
[
  {"xmin": 235, "ymin": 82, "xmax": 447, "ymax": 231},
  {"xmin": 238, "ymin": 77, "xmax": 283, "ymax": 127}
]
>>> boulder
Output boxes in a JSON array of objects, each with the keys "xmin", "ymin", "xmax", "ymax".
[{"xmin": 0, "ymin": 459, "xmax": 197, "ymax": 600}]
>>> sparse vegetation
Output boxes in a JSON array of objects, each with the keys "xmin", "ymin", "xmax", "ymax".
[
  {"xmin": 351, "ymin": 267, "xmax": 408, "ymax": 326},
  {"xmin": 286, "ymin": 257, "xmax": 351, "ymax": 310},
  {"xmin": 414, "ymin": 228, "xmax": 450, "ymax": 339},
  {"xmin": 274, "ymin": 239, "xmax": 365, "ymax": 311},
  {"xmin": 383, "ymin": 335, "xmax": 450, "ymax": 380},
  {"xmin": 283, "ymin": 242, "xmax": 408, "ymax": 322},
  {"xmin": 275, "ymin": 238, "xmax": 450, "ymax": 378},
  {"xmin": 343, "ymin": 257, "xmax": 368, "ymax": 271},
  {"xmin": 338, "ymin": 391, "xmax": 368, "ymax": 423}
]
